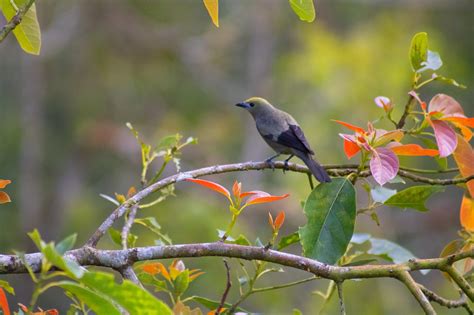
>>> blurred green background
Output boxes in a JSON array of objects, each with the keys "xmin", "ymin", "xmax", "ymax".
[{"xmin": 0, "ymin": 0, "xmax": 473, "ymax": 313}]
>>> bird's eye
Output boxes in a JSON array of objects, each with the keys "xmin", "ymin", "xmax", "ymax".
[{"xmin": 249, "ymin": 103, "xmax": 255, "ymax": 107}]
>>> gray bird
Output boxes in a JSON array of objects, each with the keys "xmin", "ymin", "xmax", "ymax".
[{"xmin": 236, "ymin": 97, "xmax": 331, "ymax": 183}]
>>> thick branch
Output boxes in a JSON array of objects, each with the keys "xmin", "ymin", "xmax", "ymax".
[
  {"xmin": 85, "ymin": 161, "xmax": 472, "ymax": 247},
  {"xmin": 0, "ymin": 0, "xmax": 36, "ymax": 43},
  {"xmin": 397, "ymin": 270, "xmax": 435, "ymax": 314}
]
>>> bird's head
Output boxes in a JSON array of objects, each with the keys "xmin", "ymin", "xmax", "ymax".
[{"xmin": 235, "ymin": 97, "xmax": 274, "ymax": 117}]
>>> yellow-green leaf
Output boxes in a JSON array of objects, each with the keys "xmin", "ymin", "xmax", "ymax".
[
  {"xmin": 203, "ymin": 0, "xmax": 219, "ymax": 27},
  {"xmin": 288, "ymin": 0, "xmax": 316, "ymax": 23},
  {"xmin": 1, "ymin": 0, "xmax": 41, "ymax": 55}
]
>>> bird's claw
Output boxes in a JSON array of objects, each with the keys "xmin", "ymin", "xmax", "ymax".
[
  {"xmin": 283, "ymin": 160, "xmax": 290, "ymax": 173},
  {"xmin": 265, "ymin": 159, "xmax": 276, "ymax": 171}
]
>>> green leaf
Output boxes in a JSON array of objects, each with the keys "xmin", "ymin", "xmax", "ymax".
[
  {"xmin": 384, "ymin": 185, "xmax": 445, "ymax": 211},
  {"xmin": 58, "ymin": 281, "xmax": 121, "ymax": 315},
  {"xmin": 288, "ymin": 0, "xmax": 316, "ymax": 22},
  {"xmin": 418, "ymin": 50, "xmax": 442, "ymax": 72},
  {"xmin": 0, "ymin": 280, "xmax": 14, "ymax": 295},
  {"xmin": 368, "ymin": 238, "xmax": 417, "ymax": 264},
  {"xmin": 156, "ymin": 134, "xmax": 181, "ymax": 151},
  {"xmin": 433, "ymin": 74, "xmax": 466, "ymax": 89},
  {"xmin": 299, "ymin": 178, "xmax": 356, "ymax": 264},
  {"xmin": 56, "ymin": 234, "xmax": 77, "ymax": 255},
  {"xmin": 409, "ymin": 32, "xmax": 428, "ymax": 72},
  {"xmin": 42, "ymin": 243, "xmax": 84, "ymax": 278},
  {"xmin": 350, "ymin": 233, "xmax": 371, "ymax": 244},
  {"xmin": 137, "ymin": 273, "xmax": 169, "ymax": 292},
  {"xmin": 371, "ymin": 185, "xmax": 397, "ymax": 203},
  {"xmin": 1, "ymin": 0, "xmax": 41, "ymax": 55},
  {"xmin": 108, "ymin": 227, "xmax": 137, "ymax": 248},
  {"xmin": 191, "ymin": 296, "xmax": 246, "ymax": 312},
  {"xmin": 293, "ymin": 309, "xmax": 303, "ymax": 315},
  {"xmin": 231, "ymin": 234, "xmax": 251, "ymax": 246},
  {"xmin": 173, "ymin": 270, "xmax": 189, "ymax": 297},
  {"xmin": 277, "ymin": 231, "xmax": 300, "ymax": 250},
  {"xmin": 27, "ymin": 229, "xmax": 45, "ymax": 250},
  {"xmin": 80, "ymin": 271, "xmax": 172, "ymax": 314}
]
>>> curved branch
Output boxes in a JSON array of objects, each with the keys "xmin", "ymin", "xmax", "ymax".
[
  {"xmin": 85, "ymin": 161, "xmax": 472, "ymax": 247},
  {"xmin": 397, "ymin": 270, "xmax": 435, "ymax": 314}
]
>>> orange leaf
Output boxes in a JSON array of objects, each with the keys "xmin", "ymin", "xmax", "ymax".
[
  {"xmin": 189, "ymin": 271, "xmax": 205, "ymax": 281},
  {"xmin": 246, "ymin": 194, "xmax": 289, "ymax": 206},
  {"xmin": 453, "ymin": 135, "xmax": 474, "ymax": 197},
  {"xmin": 332, "ymin": 120, "xmax": 366, "ymax": 134},
  {"xmin": 142, "ymin": 263, "xmax": 161, "ymax": 275},
  {"xmin": 267, "ymin": 212, "xmax": 274, "ymax": 228},
  {"xmin": 274, "ymin": 211, "xmax": 285, "ymax": 230},
  {"xmin": 185, "ymin": 178, "xmax": 231, "ymax": 200},
  {"xmin": 0, "ymin": 288, "xmax": 10, "ymax": 315},
  {"xmin": 343, "ymin": 139, "xmax": 360, "ymax": 159},
  {"xmin": 442, "ymin": 116, "xmax": 474, "ymax": 128},
  {"xmin": 203, "ymin": 0, "xmax": 219, "ymax": 27},
  {"xmin": 390, "ymin": 144, "xmax": 439, "ymax": 156},
  {"xmin": 460, "ymin": 195, "xmax": 474, "ymax": 231},
  {"xmin": 127, "ymin": 186, "xmax": 137, "ymax": 198},
  {"xmin": 239, "ymin": 191, "xmax": 258, "ymax": 198},
  {"xmin": 0, "ymin": 192, "xmax": 11, "ymax": 204},
  {"xmin": 232, "ymin": 181, "xmax": 241, "ymax": 198},
  {"xmin": 0, "ymin": 180, "xmax": 11, "ymax": 189}
]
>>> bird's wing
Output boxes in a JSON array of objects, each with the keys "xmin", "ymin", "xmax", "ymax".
[{"xmin": 276, "ymin": 124, "xmax": 315, "ymax": 155}]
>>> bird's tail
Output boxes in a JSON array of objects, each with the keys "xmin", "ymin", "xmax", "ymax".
[{"xmin": 298, "ymin": 152, "xmax": 331, "ymax": 183}]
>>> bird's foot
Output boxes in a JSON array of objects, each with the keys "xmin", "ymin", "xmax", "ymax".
[
  {"xmin": 283, "ymin": 160, "xmax": 290, "ymax": 173},
  {"xmin": 265, "ymin": 159, "xmax": 276, "ymax": 171}
]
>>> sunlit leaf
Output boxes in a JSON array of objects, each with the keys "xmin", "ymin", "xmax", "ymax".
[
  {"xmin": 288, "ymin": 0, "xmax": 316, "ymax": 22},
  {"xmin": 373, "ymin": 130, "xmax": 404, "ymax": 147},
  {"xmin": 369, "ymin": 147, "xmax": 399, "ymax": 186},
  {"xmin": 389, "ymin": 144, "xmax": 439, "ymax": 156},
  {"xmin": 409, "ymin": 32, "xmax": 428, "ymax": 72},
  {"xmin": 0, "ymin": 180, "xmax": 11, "ymax": 189},
  {"xmin": 185, "ymin": 178, "xmax": 231, "ymax": 200},
  {"xmin": 274, "ymin": 211, "xmax": 285, "ymax": 230},
  {"xmin": 58, "ymin": 281, "xmax": 121, "ymax": 315},
  {"xmin": 428, "ymin": 94, "xmax": 465, "ymax": 116},
  {"xmin": 460, "ymin": 195, "xmax": 474, "ymax": 231},
  {"xmin": 42, "ymin": 243, "xmax": 85, "ymax": 278},
  {"xmin": 174, "ymin": 270, "xmax": 190, "ymax": 297},
  {"xmin": 202, "ymin": 0, "xmax": 219, "ymax": 27},
  {"xmin": 299, "ymin": 178, "xmax": 356, "ymax": 264},
  {"xmin": 245, "ymin": 193, "xmax": 289, "ymax": 206},
  {"xmin": 0, "ymin": 280, "xmax": 14, "ymax": 295},
  {"xmin": 343, "ymin": 138, "xmax": 360, "ymax": 159},
  {"xmin": 429, "ymin": 119, "xmax": 457, "ymax": 158},
  {"xmin": 453, "ymin": 135, "xmax": 474, "ymax": 197},
  {"xmin": 79, "ymin": 271, "xmax": 172, "ymax": 314},
  {"xmin": 0, "ymin": 0, "xmax": 41, "ymax": 55},
  {"xmin": 384, "ymin": 185, "xmax": 445, "ymax": 212}
]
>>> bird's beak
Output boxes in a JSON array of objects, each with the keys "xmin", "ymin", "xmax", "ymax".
[{"xmin": 236, "ymin": 102, "xmax": 251, "ymax": 109}]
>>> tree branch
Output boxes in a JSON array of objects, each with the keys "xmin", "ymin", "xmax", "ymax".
[
  {"xmin": 0, "ymin": 0, "xmax": 36, "ymax": 43},
  {"xmin": 85, "ymin": 161, "xmax": 473, "ymax": 247},
  {"xmin": 397, "ymin": 93, "xmax": 415, "ymax": 129},
  {"xmin": 121, "ymin": 204, "xmax": 138, "ymax": 250},
  {"xmin": 215, "ymin": 260, "xmax": 231, "ymax": 315},
  {"xmin": 419, "ymin": 284, "xmax": 472, "ymax": 314},
  {"xmin": 396, "ymin": 270, "xmax": 435, "ymax": 315}
]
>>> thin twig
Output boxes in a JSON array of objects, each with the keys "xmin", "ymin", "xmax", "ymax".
[
  {"xmin": 121, "ymin": 204, "xmax": 138, "ymax": 250},
  {"xmin": 444, "ymin": 265, "xmax": 474, "ymax": 301},
  {"xmin": 397, "ymin": 271, "xmax": 435, "ymax": 315},
  {"xmin": 118, "ymin": 265, "xmax": 143, "ymax": 288},
  {"xmin": 215, "ymin": 260, "xmax": 232, "ymax": 315},
  {"xmin": 419, "ymin": 284, "xmax": 473, "ymax": 314},
  {"xmin": 85, "ymin": 161, "xmax": 472, "ymax": 247},
  {"xmin": 397, "ymin": 93, "xmax": 415, "ymax": 129},
  {"xmin": 0, "ymin": 0, "xmax": 36, "ymax": 43},
  {"xmin": 336, "ymin": 281, "xmax": 346, "ymax": 315}
]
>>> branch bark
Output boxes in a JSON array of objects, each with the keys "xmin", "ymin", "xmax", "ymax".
[{"xmin": 0, "ymin": 0, "xmax": 36, "ymax": 43}]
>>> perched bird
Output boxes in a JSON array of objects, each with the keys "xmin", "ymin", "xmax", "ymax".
[{"xmin": 236, "ymin": 97, "xmax": 331, "ymax": 183}]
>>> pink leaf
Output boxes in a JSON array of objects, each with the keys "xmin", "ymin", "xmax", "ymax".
[
  {"xmin": 428, "ymin": 94, "xmax": 465, "ymax": 116},
  {"xmin": 369, "ymin": 147, "xmax": 399, "ymax": 186},
  {"xmin": 430, "ymin": 119, "xmax": 458, "ymax": 157}
]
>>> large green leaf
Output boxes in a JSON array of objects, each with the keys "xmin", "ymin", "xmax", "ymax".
[
  {"xmin": 299, "ymin": 178, "xmax": 356, "ymax": 264},
  {"xmin": 288, "ymin": 0, "xmax": 315, "ymax": 22},
  {"xmin": 384, "ymin": 185, "xmax": 445, "ymax": 212},
  {"xmin": 409, "ymin": 32, "xmax": 428, "ymax": 72},
  {"xmin": 80, "ymin": 271, "xmax": 172, "ymax": 315},
  {"xmin": 1, "ymin": 0, "xmax": 41, "ymax": 55},
  {"xmin": 58, "ymin": 281, "xmax": 121, "ymax": 315}
]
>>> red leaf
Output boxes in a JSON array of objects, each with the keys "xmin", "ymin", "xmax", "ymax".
[
  {"xmin": 267, "ymin": 212, "xmax": 274, "ymax": 228},
  {"xmin": 239, "ymin": 191, "xmax": 257, "ymax": 198},
  {"xmin": 0, "ymin": 192, "xmax": 11, "ymax": 204},
  {"xmin": 274, "ymin": 211, "xmax": 285, "ymax": 230},
  {"xmin": 428, "ymin": 94, "xmax": 465, "ymax": 116},
  {"xmin": 429, "ymin": 119, "xmax": 458, "ymax": 157},
  {"xmin": 245, "ymin": 193, "xmax": 289, "ymax": 206},
  {"xmin": 390, "ymin": 144, "xmax": 439, "ymax": 156},
  {"xmin": 369, "ymin": 147, "xmax": 399, "ymax": 186},
  {"xmin": 185, "ymin": 178, "xmax": 231, "ymax": 200},
  {"xmin": 0, "ymin": 288, "xmax": 10, "ymax": 315},
  {"xmin": 0, "ymin": 180, "xmax": 11, "ymax": 189},
  {"xmin": 460, "ymin": 195, "xmax": 474, "ymax": 232},
  {"xmin": 332, "ymin": 120, "xmax": 366, "ymax": 134},
  {"xmin": 453, "ymin": 135, "xmax": 474, "ymax": 198},
  {"xmin": 232, "ymin": 181, "xmax": 241, "ymax": 198},
  {"xmin": 343, "ymin": 138, "xmax": 360, "ymax": 159}
]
